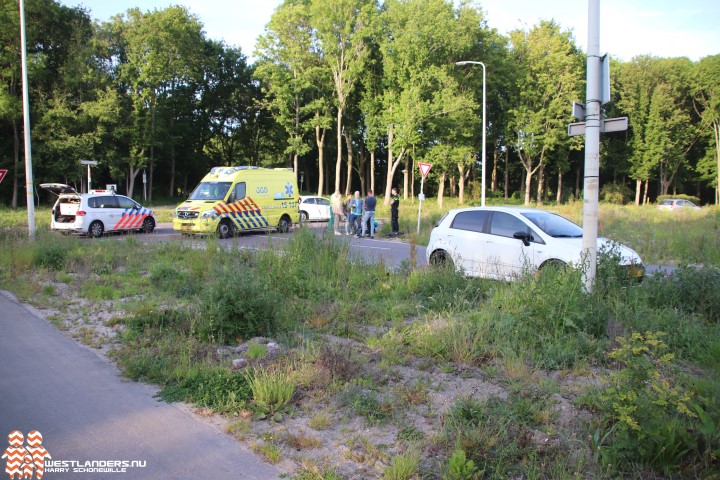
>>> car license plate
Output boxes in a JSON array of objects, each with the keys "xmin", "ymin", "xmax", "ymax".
[{"xmin": 181, "ymin": 224, "xmax": 193, "ymax": 231}]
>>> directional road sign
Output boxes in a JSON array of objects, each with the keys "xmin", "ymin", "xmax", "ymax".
[{"xmin": 568, "ymin": 116, "xmax": 628, "ymax": 137}]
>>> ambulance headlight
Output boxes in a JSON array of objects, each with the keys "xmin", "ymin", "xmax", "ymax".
[{"xmin": 200, "ymin": 210, "xmax": 215, "ymax": 219}]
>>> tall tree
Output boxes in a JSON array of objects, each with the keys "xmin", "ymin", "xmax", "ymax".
[
  {"xmin": 508, "ymin": 21, "xmax": 584, "ymax": 205},
  {"xmin": 694, "ymin": 54, "xmax": 720, "ymax": 203},
  {"xmin": 309, "ymin": 0, "xmax": 372, "ymax": 193}
]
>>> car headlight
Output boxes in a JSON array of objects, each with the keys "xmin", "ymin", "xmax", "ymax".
[{"xmin": 200, "ymin": 209, "xmax": 215, "ymax": 219}]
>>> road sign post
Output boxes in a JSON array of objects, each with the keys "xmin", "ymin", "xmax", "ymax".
[
  {"xmin": 416, "ymin": 162, "xmax": 432, "ymax": 235},
  {"xmin": 80, "ymin": 160, "xmax": 98, "ymax": 193}
]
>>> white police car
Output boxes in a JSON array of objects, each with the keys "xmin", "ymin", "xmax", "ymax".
[{"xmin": 40, "ymin": 183, "xmax": 156, "ymax": 238}]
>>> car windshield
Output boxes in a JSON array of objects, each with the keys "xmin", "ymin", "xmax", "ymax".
[
  {"xmin": 521, "ymin": 211, "xmax": 583, "ymax": 238},
  {"xmin": 188, "ymin": 182, "xmax": 232, "ymax": 201}
]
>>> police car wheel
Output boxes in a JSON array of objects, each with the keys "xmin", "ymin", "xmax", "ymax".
[
  {"xmin": 89, "ymin": 221, "xmax": 104, "ymax": 238},
  {"xmin": 141, "ymin": 217, "xmax": 155, "ymax": 234}
]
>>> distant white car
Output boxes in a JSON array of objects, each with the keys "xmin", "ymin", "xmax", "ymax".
[
  {"xmin": 657, "ymin": 199, "xmax": 700, "ymax": 210},
  {"xmin": 426, "ymin": 206, "xmax": 644, "ymax": 281},
  {"xmin": 40, "ymin": 183, "xmax": 156, "ymax": 238},
  {"xmin": 298, "ymin": 196, "xmax": 331, "ymax": 222}
]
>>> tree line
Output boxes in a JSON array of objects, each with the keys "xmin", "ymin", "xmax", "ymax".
[{"xmin": 1, "ymin": 0, "xmax": 718, "ymax": 207}]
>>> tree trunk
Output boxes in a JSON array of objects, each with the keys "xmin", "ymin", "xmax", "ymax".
[
  {"xmin": 714, "ymin": 120, "xmax": 720, "ymax": 205},
  {"xmin": 335, "ymin": 107, "xmax": 343, "ymax": 193},
  {"xmin": 575, "ymin": 168, "xmax": 581, "ymax": 199},
  {"xmin": 449, "ymin": 176, "xmax": 456, "ymax": 197},
  {"xmin": 127, "ymin": 165, "xmax": 141, "ymax": 199},
  {"xmin": 12, "ymin": 121, "xmax": 19, "ymax": 208},
  {"xmin": 370, "ymin": 150, "xmax": 375, "ymax": 195},
  {"xmin": 411, "ymin": 148, "xmax": 415, "ymax": 203},
  {"xmin": 504, "ymin": 147, "xmax": 509, "ymax": 200},
  {"xmin": 437, "ymin": 173, "xmax": 446, "ymax": 208},
  {"xmin": 643, "ymin": 179, "xmax": 650, "ymax": 205},
  {"xmin": 634, "ymin": 179, "xmax": 641, "ymax": 205},
  {"xmin": 556, "ymin": 170, "xmax": 563, "ymax": 204},
  {"xmin": 524, "ymin": 169, "xmax": 533, "ymax": 206},
  {"xmin": 316, "ymin": 114, "xmax": 326, "ymax": 196},
  {"xmin": 168, "ymin": 115, "xmax": 176, "ymax": 198},
  {"xmin": 457, "ymin": 164, "xmax": 466, "ymax": 205},
  {"xmin": 344, "ymin": 130, "xmax": 353, "ymax": 195},
  {"xmin": 384, "ymin": 124, "xmax": 406, "ymax": 205},
  {"xmin": 492, "ymin": 141, "xmax": 498, "ymax": 192},
  {"xmin": 403, "ymin": 152, "xmax": 409, "ymax": 199},
  {"xmin": 536, "ymin": 164, "xmax": 544, "ymax": 205}
]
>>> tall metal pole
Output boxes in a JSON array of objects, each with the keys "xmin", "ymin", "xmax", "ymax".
[
  {"xmin": 582, "ymin": 0, "xmax": 601, "ymax": 291},
  {"xmin": 19, "ymin": 0, "xmax": 36, "ymax": 240},
  {"xmin": 456, "ymin": 61, "xmax": 487, "ymax": 206}
]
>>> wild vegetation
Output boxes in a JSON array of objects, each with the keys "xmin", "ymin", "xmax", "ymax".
[
  {"xmin": 1, "ymin": 205, "xmax": 718, "ymax": 479},
  {"xmin": 1, "ymin": 0, "xmax": 718, "ymax": 210}
]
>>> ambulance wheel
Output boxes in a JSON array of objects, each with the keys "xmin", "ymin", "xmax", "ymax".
[
  {"xmin": 277, "ymin": 215, "xmax": 291, "ymax": 233},
  {"xmin": 218, "ymin": 220, "xmax": 234, "ymax": 239},
  {"xmin": 89, "ymin": 221, "xmax": 104, "ymax": 238}
]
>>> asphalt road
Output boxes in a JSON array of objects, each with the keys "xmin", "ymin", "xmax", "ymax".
[
  {"xmin": 0, "ymin": 291, "xmax": 282, "ymax": 480},
  {"xmin": 135, "ymin": 222, "xmax": 427, "ymax": 269}
]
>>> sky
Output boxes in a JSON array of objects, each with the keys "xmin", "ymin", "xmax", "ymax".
[{"xmin": 58, "ymin": 0, "xmax": 719, "ymax": 63}]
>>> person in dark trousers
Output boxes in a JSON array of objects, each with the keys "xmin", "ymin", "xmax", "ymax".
[
  {"xmin": 390, "ymin": 187, "xmax": 400, "ymax": 235},
  {"xmin": 358, "ymin": 189, "xmax": 376, "ymax": 238}
]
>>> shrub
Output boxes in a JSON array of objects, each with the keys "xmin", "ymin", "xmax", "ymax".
[
  {"xmin": 31, "ymin": 240, "xmax": 68, "ymax": 270},
  {"xmin": 644, "ymin": 266, "xmax": 720, "ymax": 324},
  {"xmin": 197, "ymin": 266, "xmax": 277, "ymax": 343},
  {"xmin": 245, "ymin": 364, "xmax": 296, "ymax": 416},
  {"xmin": 594, "ymin": 331, "xmax": 701, "ymax": 472},
  {"xmin": 383, "ymin": 450, "xmax": 420, "ymax": 480},
  {"xmin": 443, "ymin": 450, "xmax": 479, "ymax": 480},
  {"xmin": 600, "ymin": 183, "xmax": 633, "ymax": 204},
  {"xmin": 157, "ymin": 366, "xmax": 252, "ymax": 413}
]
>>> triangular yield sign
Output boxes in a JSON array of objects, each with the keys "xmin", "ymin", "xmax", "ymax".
[
  {"xmin": 418, "ymin": 162, "xmax": 432, "ymax": 178},
  {"xmin": 0, "ymin": 169, "xmax": 7, "ymax": 185}
]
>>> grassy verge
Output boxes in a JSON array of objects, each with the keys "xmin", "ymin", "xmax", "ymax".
[{"xmin": 0, "ymin": 211, "xmax": 719, "ymax": 478}]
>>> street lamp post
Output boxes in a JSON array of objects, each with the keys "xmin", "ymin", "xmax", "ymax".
[{"xmin": 456, "ymin": 61, "xmax": 486, "ymax": 207}]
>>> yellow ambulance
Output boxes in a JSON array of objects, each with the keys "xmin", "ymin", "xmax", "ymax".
[{"xmin": 173, "ymin": 166, "xmax": 299, "ymax": 237}]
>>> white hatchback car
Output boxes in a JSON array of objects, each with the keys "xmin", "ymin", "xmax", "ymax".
[
  {"xmin": 40, "ymin": 183, "xmax": 156, "ymax": 238},
  {"xmin": 426, "ymin": 206, "xmax": 643, "ymax": 281},
  {"xmin": 298, "ymin": 195, "xmax": 331, "ymax": 222}
]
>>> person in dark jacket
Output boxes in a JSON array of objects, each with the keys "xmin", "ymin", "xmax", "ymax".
[{"xmin": 390, "ymin": 187, "xmax": 400, "ymax": 235}]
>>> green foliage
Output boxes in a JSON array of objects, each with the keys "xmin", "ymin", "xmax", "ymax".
[
  {"xmin": 383, "ymin": 450, "xmax": 420, "ymax": 480},
  {"xmin": 338, "ymin": 385, "xmax": 389, "ymax": 425},
  {"xmin": 644, "ymin": 266, "xmax": 720, "ymax": 324},
  {"xmin": 31, "ymin": 240, "xmax": 68, "ymax": 270},
  {"xmin": 157, "ymin": 366, "xmax": 251, "ymax": 413},
  {"xmin": 593, "ymin": 331, "xmax": 713, "ymax": 473},
  {"xmin": 197, "ymin": 266, "xmax": 277, "ymax": 343},
  {"xmin": 600, "ymin": 183, "xmax": 633, "ymax": 204},
  {"xmin": 443, "ymin": 449, "xmax": 479, "ymax": 480},
  {"xmin": 245, "ymin": 364, "xmax": 296, "ymax": 416}
]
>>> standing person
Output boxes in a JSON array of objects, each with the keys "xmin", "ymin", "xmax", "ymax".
[
  {"xmin": 359, "ymin": 189, "xmax": 376, "ymax": 239},
  {"xmin": 347, "ymin": 191, "xmax": 363, "ymax": 235},
  {"xmin": 331, "ymin": 190, "xmax": 344, "ymax": 235},
  {"xmin": 390, "ymin": 187, "xmax": 400, "ymax": 236}
]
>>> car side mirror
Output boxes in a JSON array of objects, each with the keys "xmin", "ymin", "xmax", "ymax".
[{"xmin": 513, "ymin": 231, "xmax": 531, "ymax": 247}]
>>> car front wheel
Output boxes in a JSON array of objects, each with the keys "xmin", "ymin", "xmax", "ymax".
[
  {"xmin": 89, "ymin": 221, "xmax": 104, "ymax": 238},
  {"xmin": 430, "ymin": 250, "xmax": 454, "ymax": 270},
  {"xmin": 140, "ymin": 217, "xmax": 155, "ymax": 234}
]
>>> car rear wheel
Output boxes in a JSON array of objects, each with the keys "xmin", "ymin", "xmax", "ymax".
[
  {"xmin": 217, "ymin": 220, "xmax": 234, "ymax": 239},
  {"xmin": 430, "ymin": 250, "xmax": 454, "ymax": 270},
  {"xmin": 140, "ymin": 217, "xmax": 155, "ymax": 234},
  {"xmin": 89, "ymin": 221, "xmax": 104, "ymax": 238},
  {"xmin": 277, "ymin": 215, "xmax": 291, "ymax": 233},
  {"xmin": 300, "ymin": 211, "xmax": 308, "ymax": 222}
]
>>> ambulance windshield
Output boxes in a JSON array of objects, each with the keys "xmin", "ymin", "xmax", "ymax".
[{"xmin": 188, "ymin": 182, "xmax": 232, "ymax": 201}]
